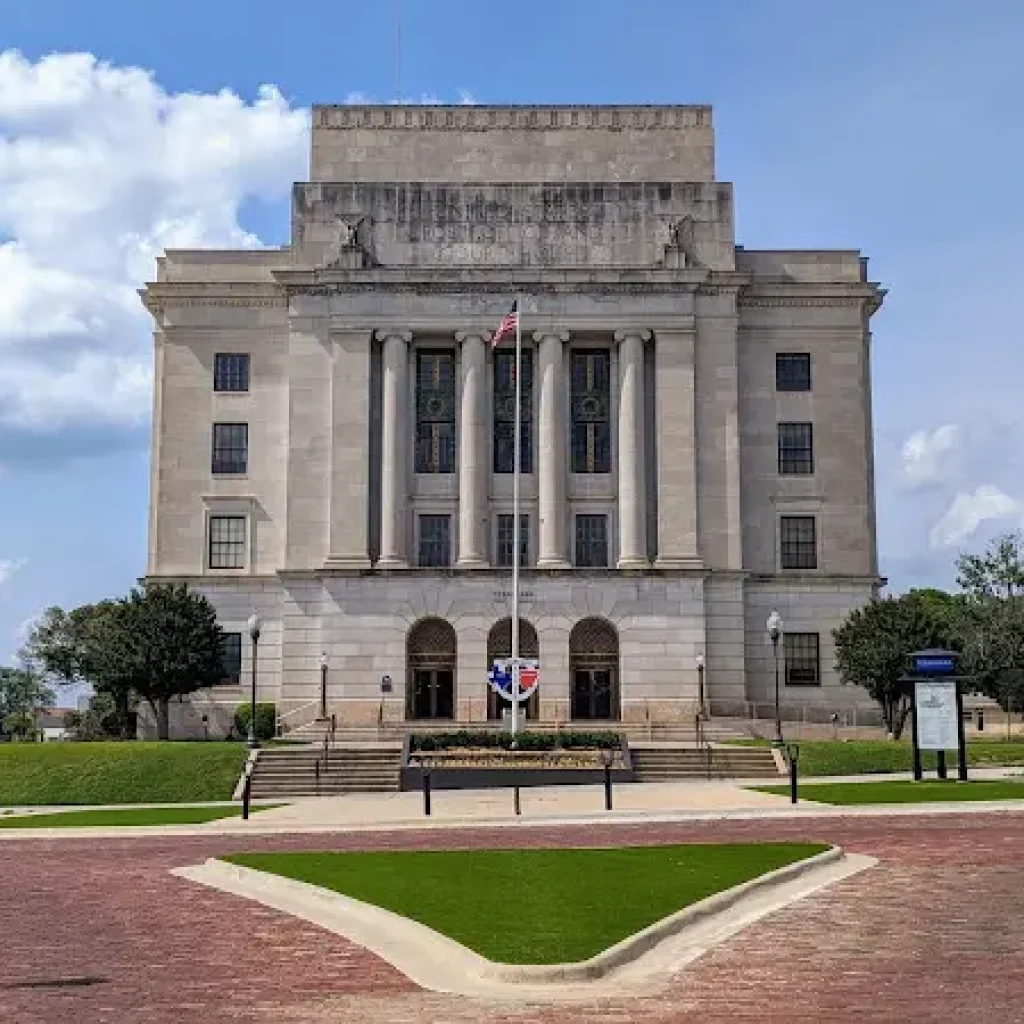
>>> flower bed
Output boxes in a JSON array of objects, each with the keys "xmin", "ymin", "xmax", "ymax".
[
  {"xmin": 408, "ymin": 730, "xmax": 621, "ymax": 753},
  {"xmin": 410, "ymin": 748, "xmax": 625, "ymax": 770}
]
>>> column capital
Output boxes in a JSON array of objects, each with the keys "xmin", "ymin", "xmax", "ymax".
[
  {"xmin": 532, "ymin": 330, "xmax": 570, "ymax": 344},
  {"xmin": 375, "ymin": 329, "xmax": 412, "ymax": 344},
  {"xmin": 454, "ymin": 330, "xmax": 490, "ymax": 345},
  {"xmin": 614, "ymin": 329, "xmax": 652, "ymax": 345}
]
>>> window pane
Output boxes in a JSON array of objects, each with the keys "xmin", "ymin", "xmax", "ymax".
[
  {"xmin": 496, "ymin": 514, "xmax": 529, "ymax": 567},
  {"xmin": 415, "ymin": 351, "xmax": 456, "ymax": 473},
  {"xmin": 575, "ymin": 514, "xmax": 608, "ymax": 567},
  {"xmin": 776, "ymin": 353, "xmax": 811, "ymax": 391},
  {"xmin": 570, "ymin": 351, "xmax": 611, "ymax": 473},
  {"xmin": 220, "ymin": 633, "xmax": 242, "ymax": 684},
  {"xmin": 493, "ymin": 349, "xmax": 533, "ymax": 474},
  {"xmin": 209, "ymin": 516, "xmax": 246, "ymax": 569},
  {"xmin": 418, "ymin": 514, "xmax": 451, "ymax": 567},
  {"xmin": 212, "ymin": 423, "xmax": 248, "ymax": 474},
  {"xmin": 778, "ymin": 422, "xmax": 814, "ymax": 474},
  {"xmin": 784, "ymin": 633, "xmax": 820, "ymax": 685},
  {"xmin": 213, "ymin": 353, "xmax": 250, "ymax": 392},
  {"xmin": 780, "ymin": 515, "xmax": 817, "ymax": 569}
]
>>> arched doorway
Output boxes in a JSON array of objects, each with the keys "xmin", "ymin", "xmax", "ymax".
[
  {"xmin": 406, "ymin": 618, "xmax": 456, "ymax": 720},
  {"xmin": 569, "ymin": 618, "xmax": 619, "ymax": 720},
  {"xmin": 487, "ymin": 618, "xmax": 539, "ymax": 721}
]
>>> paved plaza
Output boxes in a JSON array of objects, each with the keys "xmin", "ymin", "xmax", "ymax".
[{"xmin": 1, "ymin": 810, "xmax": 1023, "ymax": 1022}]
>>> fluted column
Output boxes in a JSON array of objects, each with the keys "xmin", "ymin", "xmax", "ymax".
[
  {"xmin": 615, "ymin": 329, "xmax": 651, "ymax": 568},
  {"xmin": 377, "ymin": 330, "xmax": 411, "ymax": 568},
  {"xmin": 456, "ymin": 331, "xmax": 488, "ymax": 567},
  {"xmin": 535, "ymin": 330, "xmax": 570, "ymax": 568}
]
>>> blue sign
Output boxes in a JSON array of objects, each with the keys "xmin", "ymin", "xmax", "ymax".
[{"xmin": 913, "ymin": 654, "xmax": 956, "ymax": 676}]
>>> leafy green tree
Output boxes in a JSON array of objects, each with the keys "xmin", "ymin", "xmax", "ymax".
[
  {"xmin": 0, "ymin": 666, "xmax": 55, "ymax": 739},
  {"xmin": 956, "ymin": 531, "xmax": 1024, "ymax": 598},
  {"xmin": 833, "ymin": 592, "xmax": 953, "ymax": 738}
]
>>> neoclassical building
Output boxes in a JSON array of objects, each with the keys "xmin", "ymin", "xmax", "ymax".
[{"xmin": 142, "ymin": 103, "xmax": 885, "ymax": 737}]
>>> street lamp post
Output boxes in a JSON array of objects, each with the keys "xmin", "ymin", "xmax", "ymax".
[
  {"xmin": 695, "ymin": 653, "xmax": 706, "ymax": 717},
  {"xmin": 767, "ymin": 610, "xmax": 783, "ymax": 746},
  {"xmin": 319, "ymin": 651, "xmax": 328, "ymax": 720},
  {"xmin": 247, "ymin": 612, "xmax": 261, "ymax": 749}
]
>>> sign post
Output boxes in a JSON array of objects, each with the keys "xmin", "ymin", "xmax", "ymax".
[{"xmin": 906, "ymin": 650, "xmax": 967, "ymax": 783}]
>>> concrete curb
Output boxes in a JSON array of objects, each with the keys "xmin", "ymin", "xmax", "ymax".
[
  {"xmin": 231, "ymin": 749, "xmax": 259, "ymax": 801},
  {"xmin": 172, "ymin": 845, "xmax": 872, "ymax": 999}
]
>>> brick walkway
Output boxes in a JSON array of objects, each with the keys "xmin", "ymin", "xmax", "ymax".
[{"xmin": 1, "ymin": 814, "xmax": 1022, "ymax": 1023}]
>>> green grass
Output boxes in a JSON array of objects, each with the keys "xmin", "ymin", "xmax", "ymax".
[
  {"xmin": 0, "ymin": 804, "xmax": 276, "ymax": 828},
  {"xmin": 225, "ymin": 843, "xmax": 829, "ymax": 964},
  {"xmin": 729, "ymin": 738, "xmax": 1024, "ymax": 777},
  {"xmin": 0, "ymin": 742, "xmax": 248, "ymax": 806},
  {"xmin": 755, "ymin": 779, "xmax": 1024, "ymax": 805}
]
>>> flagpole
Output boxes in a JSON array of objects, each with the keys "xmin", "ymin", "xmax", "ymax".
[{"xmin": 510, "ymin": 298, "xmax": 522, "ymax": 739}]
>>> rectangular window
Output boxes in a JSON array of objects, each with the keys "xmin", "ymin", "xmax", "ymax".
[
  {"xmin": 220, "ymin": 632, "xmax": 242, "ymax": 684},
  {"xmin": 493, "ymin": 348, "xmax": 533, "ymax": 474},
  {"xmin": 778, "ymin": 422, "xmax": 814, "ymax": 474},
  {"xmin": 211, "ymin": 422, "xmax": 248, "ymax": 475},
  {"xmin": 415, "ymin": 350, "xmax": 456, "ymax": 474},
  {"xmin": 575, "ymin": 514, "xmax": 609, "ymax": 568},
  {"xmin": 776, "ymin": 353, "xmax": 812, "ymax": 391},
  {"xmin": 213, "ymin": 353, "xmax": 250, "ymax": 392},
  {"xmin": 418, "ymin": 514, "xmax": 451, "ymax": 567},
  {"xmin": 208, "ymin": 515, "xmax": 246, "ymax": 569},
  {"xmin": 784, "ymin": 633, "xmax": 821, "ymax": 686},
  {"xmin": 780, "ymin": 515, "xmax": 817, "ymax": 569},
  {"xmin": 570, "ymin": 351, "xmax": 611, "ymax": 474},
  {"xmin": 496, "ymin": 514, "xmax": 529, "ymax": 568}
]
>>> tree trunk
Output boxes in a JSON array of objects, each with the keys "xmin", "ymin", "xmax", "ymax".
[{"xmin": 154, "ymin": 698, "xmax": 170, "ymax": 741}]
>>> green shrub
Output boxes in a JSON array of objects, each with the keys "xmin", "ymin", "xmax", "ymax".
[
  {"xmin": 409, "ymin": 730, "xmax": 621, "ymax": 753},
  {"xmin": 234, "ymin": 702, "xmax": 276, "ymax": 741}
]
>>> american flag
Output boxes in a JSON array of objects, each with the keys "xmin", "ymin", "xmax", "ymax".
[{"xmin": 491, "ymin": 300, "xmax": 519, "ymax": 347}]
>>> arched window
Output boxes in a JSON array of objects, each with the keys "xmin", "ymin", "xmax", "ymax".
[
  {"xmin": 406, "ymin": 618, "xmax": 456, "ymax": 720},
  {"xmin": 569, "ymin": 618, "xmax": 619, "ymax": 720},
  {"xmin": 486, "ymin": 618, "xmax": 539, "ymax": 721}
]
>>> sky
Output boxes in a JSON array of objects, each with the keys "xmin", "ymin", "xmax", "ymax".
[{"xmin": 1, "ymin": 0, "xmax": 1024, "ymax": 681}]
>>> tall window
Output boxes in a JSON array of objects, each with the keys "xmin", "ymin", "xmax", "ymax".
[
  {"xmin": 780, "ymin": 515, "xmax": 817, "ymax": 569},
  {"xmin": 496, "ymin": 514, "xmax": 529, "ymax": 568},
  {"xmin": 418, "ymin": 514, "xmax": 451, "ymax": 567},
  {"xmin": 575, "ymin": 514, "xmax": 609, "ymax": 567},
  {"xmin": 493, "ymin": 349, "xmax": 533, "ymax": 474},
  {"xmin": 212, "ymin": 423, "xmax": 248, "ymax": 474},
  {"xmin": 778, "ymin": 422, "xmax": 814, "ymax": 474},
  {"xmin": 213, "ymin": 353, "xmax": 250, "ymax": 392},
  {"xmin": 571, "ymin": 350, "xmax": 611, "ymax": 474},
  {"xmin": 220, "ymin": 632, "xmax": 242, "ymax": 684},
  {"xmin": 784, "ymin": 633, "xmax": 820, "ymax": 686},
  {"xmin": 776, "ymin": 353, "xmax": 812, "ymax": 391},
  {"xmin": 208, "ymin": 516, "xmax": 246, "ymax": 569},
  {"xmin": 415, "ymin": 351, "xmax": 456, "ymax": 474}
]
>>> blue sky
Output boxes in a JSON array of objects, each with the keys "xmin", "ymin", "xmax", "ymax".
[{"xmin": 2, "ymin": 0, "xmax": 1024, "ymax": 684}]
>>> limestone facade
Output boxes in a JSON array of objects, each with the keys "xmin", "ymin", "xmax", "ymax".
[{"xmin": 142, "ymin": 104, "xmax": 885, "ymax": 737}]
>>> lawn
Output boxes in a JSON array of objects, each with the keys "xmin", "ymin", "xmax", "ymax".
[
  {"xmin": 0, "ymin": 804, "xmax": 268, "ymax": 827},
  {"xmin": 0, "ymin": 742, "xmax": 248, "ymax": 806},
  {"xmin": 729, "ymin": 739, "xmax": 1024, "ymax": 777},
  {"xmin": 755, "ymin": 779, "xmax": 1024, "ymax": 805},
  {"xmin": 225, "ymin": 843, "xmax": 829, "ymax": 965}
]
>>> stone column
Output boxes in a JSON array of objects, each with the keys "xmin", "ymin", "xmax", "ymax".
[
  {"xmin": 535, "ymin": 330, "xmax": 570, "ymax": 568},
  {"xmin": 615, "ymin": 329, "xmax": 650, "ymax": 568},
  {"xmin": 456, "ymin": 331, "xmax": 488, "ymax": 567},
  {"xmin": 377, "ymin": 330, "xmax": 411, "ymax": 568}
]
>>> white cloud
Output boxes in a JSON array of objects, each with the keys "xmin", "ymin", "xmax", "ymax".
[
  {"xmin": 928, "ymin": 485, "xmax": 1022, "ymax": 549},
  {"xmin": 0, "ymin": 558, "xmax": 27, "ymax": 586},
  {"xmin": 0, "ymin": 49, "xmax": 310, "ymax": 440},
  {"xmin": 900, "ymin": 423, "xmax": 961, "ymax": 488}
]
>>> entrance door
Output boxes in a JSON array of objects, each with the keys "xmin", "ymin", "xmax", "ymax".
[
  {"xmin": 572, "ymin": 668, "xmax": 617, "ymax": 720},
  {"xmin": 411, "ymin": 669, "xmax": 454, "ymax": 720}
]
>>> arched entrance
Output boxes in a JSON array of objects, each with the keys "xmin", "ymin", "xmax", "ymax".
[
  {"xmin": 406, "ymin": 618, "xmax": 456, "ymax": 720},
  {"xmin": 487, "ymin": 618, "xmax": 539, "ymax": 721},
  {"xmin": 569, "ymin": 618, "xmax": 619, "ymax": 720}
]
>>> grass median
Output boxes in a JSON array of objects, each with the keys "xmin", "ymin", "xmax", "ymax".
[
  {"xmin": 755, "ymin": 779, "xmax": 1024, "ymax": 805},
  {"xmin": 0, "ymin": 804, "xmax": 280, "ymax": 828},
  {"xmin": 225, "ymin": 843, "xmax": 829, "ymax": 964}
]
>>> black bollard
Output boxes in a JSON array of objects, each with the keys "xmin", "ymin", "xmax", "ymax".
[
  {"xmin": 422, "ymin": 767, "xmax": 432, "ymax": 817},
  {"xmin": 787, "ymin": 744, "xmax": 800, "ymax": 804},
  {"xmin": 242, "ymin": 772, "xmax": 252, "ymax": 820},
  {"xmin": 514, "ymin": 785, "xmax": 521, "ymax": 816},
  {"xmin": 937, "ymin": 749, "xmax": 948, "ymax": 780},
  {"xmin": 604, "ymin": 763, "xmax": 613, "ymax": 811}
]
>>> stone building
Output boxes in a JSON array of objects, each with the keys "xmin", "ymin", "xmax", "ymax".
[{"xmin": 141, "ymin": 103, "xmax": 885, "ymax": 738}]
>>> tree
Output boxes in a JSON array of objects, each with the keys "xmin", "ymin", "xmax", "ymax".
[
  {"xmin": 833, "ymin": 592, "xmax": 953, "ymax": 738},
  {"xmin": 0, "ymin": 666, "xmax": 55, "ymax": 739},
  {"xmin": 956, "ymin": 531, "xmax": 1024, "ymax": 598}
]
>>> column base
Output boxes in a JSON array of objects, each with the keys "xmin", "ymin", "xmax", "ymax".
[
  {"xmin": 616, "ymin": 557, "xmax": 651, "ymax": 570},
  {"xmin": 536, "ymin": 557, "xmax": 571, "ymax": 569},
  {"xmin": 374, "ymin": 557, "xmax": 409, "ymax": 569},
  {"xmin": 456, "ymin": 557, "xmax": 490, "ymax": 570}
]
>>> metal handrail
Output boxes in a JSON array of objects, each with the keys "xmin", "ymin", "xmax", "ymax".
[{"xmin": 695, "ymin": 711, "xmax": 713, "ymax": 780}]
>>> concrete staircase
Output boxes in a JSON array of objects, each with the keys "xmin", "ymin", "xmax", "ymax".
[
  {"xmin": 249, "ymin": 745, "xmax": 403, "ymax": 799},
  {"xmin": 630, "ymin": 744, "xmax": 781, "ymax": 781}
]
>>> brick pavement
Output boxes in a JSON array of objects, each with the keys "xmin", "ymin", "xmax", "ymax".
[{"xmin": 1, "ymin": 814, "xmax": 1022, "ymax": 1023}]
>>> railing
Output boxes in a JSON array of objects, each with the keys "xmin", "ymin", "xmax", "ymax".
[{"xmin": 695, "ymin": 711, "xmax": 713, "ymax": 780}]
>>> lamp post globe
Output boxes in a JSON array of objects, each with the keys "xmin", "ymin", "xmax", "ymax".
[
  {"xmin": 246, "ymin": 612, "xmax": 262, "ymax": 749},
  {"xmin": 695, "ymin": 652, "xmax": 706, "ymax": 715},
  {"xmin": 766, "ymin": 610, "xmax": 783, "ymax": 746}
]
